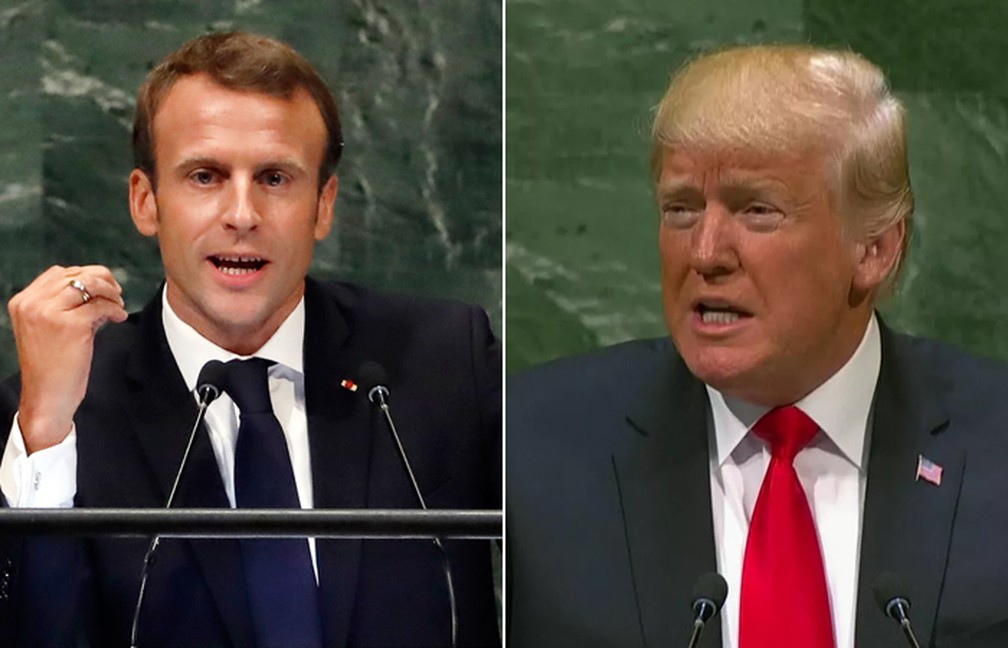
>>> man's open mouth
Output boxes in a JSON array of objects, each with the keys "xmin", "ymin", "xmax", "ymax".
[
  {"xmin": 696, "ymin": 303, "xmax": 751, "ymax": 324},
  {"xmin": 210, "ymin": 255, "xmax": 267, "ymax": 276}
]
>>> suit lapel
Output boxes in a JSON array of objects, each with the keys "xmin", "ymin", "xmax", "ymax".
[
  {"xmin": 124, "ymin": 295, "xmax": 254, "ymax": 648},
  {"xmin": 302, "ymin": 279, "xmax": 375, "ymax": 648},
  {"xmin": 855, "ymin": 326, "xmax": 961, "ymax": 648},
  {"xmin": 616, "ymin": 345, "xmax": 722, "ymax": 648},
  {"xmin": 608, "ymin": 325, "xmax": 962, "ymax": 648}
]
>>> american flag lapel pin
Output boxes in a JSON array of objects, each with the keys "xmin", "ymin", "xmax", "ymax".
[
  {"xmin": 340, "ymin": 378, "xmax": 359, "ymax": 393},
  {"xmin": 915, "ymin": 454, "xmax": 943, "ymax": 486}
]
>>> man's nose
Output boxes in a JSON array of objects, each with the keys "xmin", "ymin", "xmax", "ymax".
[
  {"xmin": 220, "ymin": 178, "xmax": 261, "ymax": 232},
  {"xmin": 689, "ymin": 206, "xmax": 739, "ymax": 277}
]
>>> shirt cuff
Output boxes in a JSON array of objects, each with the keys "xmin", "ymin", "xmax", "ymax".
[{"xmin": 0, "ymin": 414, "xmax": 77, "ymax": 508}]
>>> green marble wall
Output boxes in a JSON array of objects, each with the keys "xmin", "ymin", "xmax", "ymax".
[
  {"xmin": 0, "ymin": 0, "xmax": 502, "ymax": 376},
  {"xmin": 506, "ymin": 0, "xmax": 1008, "ymax": 373}
]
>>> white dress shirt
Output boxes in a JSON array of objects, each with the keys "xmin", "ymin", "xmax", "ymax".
[
  {"xmin": 0, "ymin": 288, "xmax": 318, "ymax": 573},
  {"xmin": 707, "ymin": 315, "xmax": 880, "ymax": 648}
]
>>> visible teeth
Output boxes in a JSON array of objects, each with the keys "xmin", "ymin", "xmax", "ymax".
[
  {"xmin": 212, "ymin": 255, "xmax": 266, "ymax": 276},
  {"xmin": 220, "ymin": 266, "xmax": 257, "ymax": 275},
  {"xmin": 702, "ymin": 309, "xmax": 740, "ymax": 324}
]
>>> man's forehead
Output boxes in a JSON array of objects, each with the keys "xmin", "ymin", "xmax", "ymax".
[
  {"xmin": 153, "ymin": 73, "xmax": 318, "ymax": 120},
  {"xmin": 148, "ymin": 74, "xmax": 327, "ymax": 168},
  {"xmin": 656, "ymin": 146, "xmax": 825, "ymax": 191}
]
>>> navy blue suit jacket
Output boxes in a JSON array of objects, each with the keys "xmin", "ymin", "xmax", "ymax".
[
  {"xmin": 1, "ymin": 277, "xmax": 501, "ymax": 647},
  {"xmin": 507, "ymin": 325, "xmax": 1008, "ymax": 647}
]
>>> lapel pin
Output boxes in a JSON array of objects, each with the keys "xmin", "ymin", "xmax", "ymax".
[
  {"xmin": 915, "ymin": 454, "xmax": 943, "ymax": 486},
  {"xmin": 340, "ymin": 378, "xmax": 359, "ymax": 393}
]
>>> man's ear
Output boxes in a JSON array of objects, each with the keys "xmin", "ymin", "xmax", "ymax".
[
  {"xmin": 313, "ymin": 174, "xmax": 338, "ymax": 241},
  {"xmin": 129, "ymin": 168, "xmax": 158, "ymax": 237},
  {"xmin": 852, "ymin": 218, "xmax": 906, "ymax": 294}
]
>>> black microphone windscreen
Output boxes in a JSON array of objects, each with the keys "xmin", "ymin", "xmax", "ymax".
[
  {"xmin": 872, "ymin": 572, "xmax": 911, "ymax": 614},
  {"xmin": 692, "ymin": 572, "xmax": 728, "ymax": 610},
  {"xmin": 358, "ymin": 361, "xmax": 389, "ymax": 391},
  {"xmin": 196, "ymin": 360, "xmax": 228, "ymax": 404}
]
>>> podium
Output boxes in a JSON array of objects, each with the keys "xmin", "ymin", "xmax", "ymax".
[{"xmin": 0, "ymin": 508, "xmax": 502, "ymax": 539}]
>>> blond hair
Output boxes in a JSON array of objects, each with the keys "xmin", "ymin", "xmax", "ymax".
[{"xmin": 651, "ymin": 45, "xmax": 913, "ymax": 295}]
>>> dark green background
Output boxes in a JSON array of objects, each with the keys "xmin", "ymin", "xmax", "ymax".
[
  {"xmin": 506, "ymin": 0, "xmax": 1008, "ymax": 373},
  {"xmin": 0, "ymin": 0, "xmax": 502, "ymax": 376}
]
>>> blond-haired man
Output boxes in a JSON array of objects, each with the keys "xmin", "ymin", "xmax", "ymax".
[{"xmin": 508, "ymin": 45, "xmax": 1008, "ymax": 648}]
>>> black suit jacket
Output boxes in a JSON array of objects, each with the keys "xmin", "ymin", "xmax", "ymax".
[
  {"xmin": 506, "ymin": 325, "xmax": 1008, "ymax": 647},
  {"xmin": 0, "ymin": 278, "xmax": 501, "ymax": 647}
]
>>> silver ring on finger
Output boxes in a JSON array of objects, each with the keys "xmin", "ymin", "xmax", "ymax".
[{"xmin": 69, "ymin": 279, "xmax": 92, "ymax": 304}]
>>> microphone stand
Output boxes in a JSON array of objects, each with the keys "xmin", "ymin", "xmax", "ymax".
[
  {"xmin": 899, "ymin": 619, "xmax": 921, "ymax": 648},
  {"xmin": 686, "ymin": 599, "xmax": 715, "ymax": 648},
  {"xmin": 889, "ymin": 600, "xmax": 921, "ymax": 648},
  {"xmin": 687, "ymin": 619, "xmax": 705, "ymax": 648},
  {"xmin": 369, "ymin": 384, "xmax": 458, "ymax": 648},
  {"xmin": 130, "ymin": 383, "xmax": 218, "ymax": 648}
]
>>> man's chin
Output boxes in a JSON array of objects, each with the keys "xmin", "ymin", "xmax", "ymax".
[
  {"xmin": 680, "ymin": 348, "xmax": 767, "ymax": 400},
  {"xmin": 191, "ymin": 303, "xmax": 280, "ymax": 353}
]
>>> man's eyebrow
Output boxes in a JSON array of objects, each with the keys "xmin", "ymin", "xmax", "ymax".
[
  {"xmin": 254, "ymin": 158, "xmax": 309, "ymax": 175},
  {"xmin": 716, "ymin": 169, "xmax": 793, "ymax": 192},
  {"xmin": 172, "ymin": 157, "xmax": 309, "ymax": 175},
  {"xmin": 656, "ymin": 179, "xmax": 701, "ymax": 201},
  {"xmin": 174, "ymin": 156, "xmax": 226, "ymax": 172},
  {"xmin": 655, "ymin": 174, "xmax": 798, "ymax": 206}
]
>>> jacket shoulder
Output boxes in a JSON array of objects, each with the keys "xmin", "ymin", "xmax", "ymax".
[
  {"xmin": 506, "ymin": 338, "xmax": 676, "ymax": 454},
  {"xmin": 309, "ymin": 278, "xmax": 490, "ymax": 333},
  {"xmin": 882, "ymin": 328, "xmax": 1008, "ymax": 442},
  {"xmin": 508, "ymin": 337, "xmax": 673, "ymax": 404}
]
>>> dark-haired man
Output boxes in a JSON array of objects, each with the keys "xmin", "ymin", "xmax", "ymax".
[{"xmin": 1, "ymin": 32, "xmax": 500, "ymax": 647}]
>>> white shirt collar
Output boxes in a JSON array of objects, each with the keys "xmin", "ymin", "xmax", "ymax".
[
  {"xmin": 706, "ymin": 314, "xmax": 881, "ymax": 470},
  {"xmin": 161, "ymin": 286, "xmax": 306, "ymax": 392}
]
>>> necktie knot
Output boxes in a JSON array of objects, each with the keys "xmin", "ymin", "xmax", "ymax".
[
  {"xmin": 224, "ymin": 358, "xmax": 274, "ymax": 414},
  {"xmin": 752, "ymin": 405, "xmax": 818, "ymax": 463}
]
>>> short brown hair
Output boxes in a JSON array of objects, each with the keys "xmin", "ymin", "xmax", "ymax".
[{"xmin": 133, "ymin": 31, "xmax": 343, "ymax": 185}]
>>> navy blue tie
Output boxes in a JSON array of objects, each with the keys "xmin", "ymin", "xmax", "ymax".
[{"xmin": 226, "ymin": 358, "xmax": 322, "ymax": 648}]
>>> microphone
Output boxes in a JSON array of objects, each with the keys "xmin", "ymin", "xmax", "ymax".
[
  {"xmin": 687, "ymin": 572, "xmax": 727, "ymax": 648},
  {"xmin": 359, "ymin": 360, "xmax": 390, "ymax": 409},
  {"xmin": 357, "ymin": 361, "xmax": 458, "ymax": 648},
  {"xmin": 130, "ymin": 360, "xmax": 227, "ymax": 648},
  {"xmin": 872, "ymin": 572, "xmax": 922, "ymax": 648},
  {"xmin": 195, "ymin": 360, "xmax": 226, "ymax": 408}
]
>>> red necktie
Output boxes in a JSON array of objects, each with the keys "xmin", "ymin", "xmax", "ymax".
[{"xmin": 739, "ymin": 405, "xmax": 836, "ymax": 648}]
